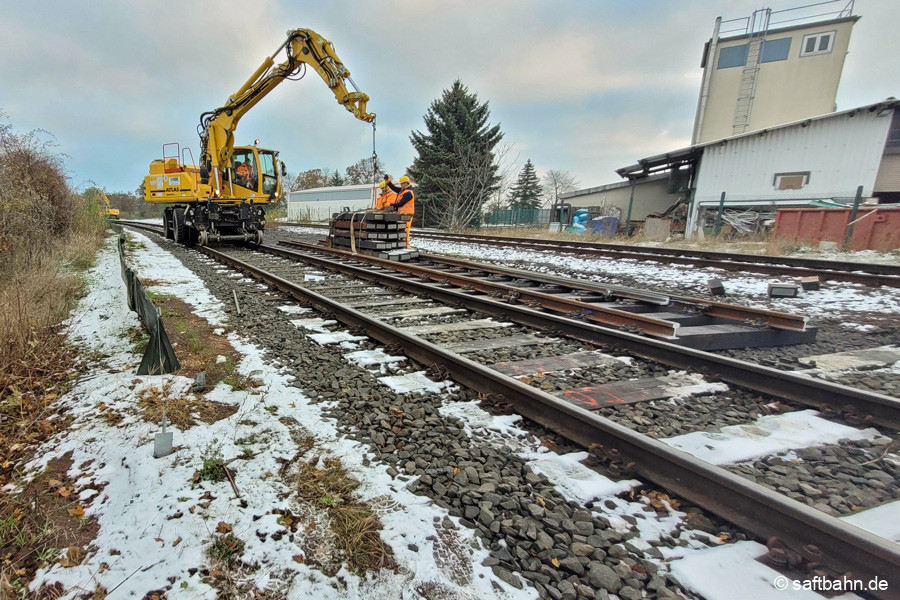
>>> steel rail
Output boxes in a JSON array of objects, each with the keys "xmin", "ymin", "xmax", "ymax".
[
  {"xmin": 417, "ymin": 252, "xmax": 809, "ymax": 332},
  {"xmin": 200, "ymin": 244, "xmax": 900, "ymax": 599},
  {"xmin": 262, "ymin": 242, "xmax": 900, "ymax": 431},
  {"xmin": 275, "ymin": 242, "xmax": 682, "ymax": 339},
  {"xmin": 116, "ymin": 222, "xmax": 900, "ymax": 430},
  {"xmin": 286, "ymin": 223, "xmax": 900, "ymax": 286},
  {"xmin": 414, "ymin": 230, "xmax": 900, "ymax": 278}
]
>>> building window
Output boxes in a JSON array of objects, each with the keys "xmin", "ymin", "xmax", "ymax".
[
  {"xmin": 760, "ymin": 38, "xmax": 791, "ymax": 63},
  {"xmin": 717, "ymin": 44, "xmax": 749, "ymax": 69},
  {"xmin": 800, "ymin": 31, "xmax": 835, "ymax": 57},
  {"xmin": 773, "ymin": 172, "xmax": 811, "ymax": 190}
]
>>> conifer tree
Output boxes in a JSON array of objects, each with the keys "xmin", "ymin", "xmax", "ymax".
[
  {"xmin": 508, "ymin": 159, "xmax": 543, "ymax": 210},
  {"xmin": 409, "ymin": 80, "xmax": 503, "ymax": 230},
  {"xmin": 327, "ymin": 169, "xmax": 345, "ymax": 187}
]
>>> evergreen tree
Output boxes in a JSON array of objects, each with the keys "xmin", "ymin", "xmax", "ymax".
[
  {"xmin": 508, "ymin": 159, "xmax": 543, "ymax": 210},
  {"xmin": 409, "ymin": 80, "xmax": 503, "ymax": 230},
  {"xmin": 327, "ymin": 169, "xmax": 345, "ymax": 187}
]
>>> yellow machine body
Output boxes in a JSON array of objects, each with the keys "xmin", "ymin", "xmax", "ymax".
[
  {"xmin": 144, "ymin": 146, "xmax": 281, "ymax": 205},
  {"xmin": 142, "ymin": 27, "xmax": 374, "ymax": 246}
]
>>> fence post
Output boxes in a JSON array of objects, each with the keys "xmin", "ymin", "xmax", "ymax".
[
  {"xmin": 625, "ymin": 180, "xmax": 635, "ymax": 236},
  {"xmin": 714, "ymin": 192, "xmax": 726, "ymax": 237},
  {"xmin": 843, "ymin": 185, "xmax": 863, "ymax": 250}
]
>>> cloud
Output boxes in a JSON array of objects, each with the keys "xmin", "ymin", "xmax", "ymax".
[{"xmin": 0, "ymin": 0, "xmax": 895, "ymax": 195}]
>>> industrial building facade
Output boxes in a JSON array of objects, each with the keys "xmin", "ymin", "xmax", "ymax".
[
  {"xmin": 559, "ymin": 175, "xmax": 678, "ymax": 223},
  {"xmin": 287, "ymin": 183, "xmax": 378, "ymax": 222},
  {"xmin": 692, "ymin": 10, "xmax": 857, "ymax": 143},
  {"xmin": 617, "ymin": 100, "xmax": 899, "ymax": 236}
]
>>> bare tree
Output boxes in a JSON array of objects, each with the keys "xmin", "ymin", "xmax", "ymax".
[
  {"xmin": 344, "ymin": 157, "xmax": 384, "ymax": 185},
  {"xmin": 431, "ymin": 142, "xmax": 514, "ymax": 232},
  {"xmin": 542, "ymin": 169, "xmax": 580, "ymax": 208},
  {"xmin": 292, "ymin": 168, "xmax": 329, "ymax": 190},
  {"xmin": 483, "ymin": 144, "xmax": 518, "ymax": 222}
]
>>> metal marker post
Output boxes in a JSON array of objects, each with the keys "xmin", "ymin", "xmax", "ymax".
[
  {"xmin": 714, "ymin": 192, "xmax": 726, "ymax": 237},
  {"xmin": 843, "ymin": 185, "xmax": 864, "ymax": 250},
  {"xmin": 154, "ymin": 307, "xmax": 174, "ymax": 458},
  {"xmin": 625, "ymin": 180, "xmax": 635, "ymax": 237}
]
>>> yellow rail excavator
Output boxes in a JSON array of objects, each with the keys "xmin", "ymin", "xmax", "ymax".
[
  {"xmin": 100, "ymin": 190, "xmax": 120, "ymax": 220},
  {"xmin": 143, "ymin": 28, "xmax": 375, "ymax": 246}
]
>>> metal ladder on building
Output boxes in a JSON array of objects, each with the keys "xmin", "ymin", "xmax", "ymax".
[{"xmin": 733, "ymin": 8, "xmax": 771, "ymax": 135}]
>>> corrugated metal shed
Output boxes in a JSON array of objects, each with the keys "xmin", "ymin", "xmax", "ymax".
[
  {"xmin": 287, "ymin": 183, "xmax": 377, "ymax": 222},
  {"xmin": 693, "ymin": 107, "xmax": 893, "ymax": 207}
]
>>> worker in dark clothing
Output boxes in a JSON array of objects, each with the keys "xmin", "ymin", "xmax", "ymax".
[{"xmin": 386, "ymin": 175, "xmax": 415, "ymax": 247}]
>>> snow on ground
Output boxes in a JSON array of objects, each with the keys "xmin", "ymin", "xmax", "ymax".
[
  {"xmin": 24, "ymin": 232, "xmax": 533, "ymax": 600},
  {"xmin": 841, "ymin": 500, "xmax": 900, "ymax": 543},
  {"xmin": 38, "ymin": 228, "xmax": 896, "ymax": 599},
  {"xmin": 413, "ymin": 239, "xmax": 900, "ymax": 320},
  {"xmin": 661, "ymin": 410, "xmax": 887, "ymax": 465},
  {"xmin": 669, "ymin": 541, "xmax": 861, "ymax": 600},
  {"xmin": 378, "ymin": 371, "xmax": 450, "ymax": 395}
]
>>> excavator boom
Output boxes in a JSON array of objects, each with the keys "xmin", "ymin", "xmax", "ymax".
[
  {"xmin": 143, "ymin": 28, "xmax": 373, "ymax": 247},
  {"xmin": 200, "ymin": 28, "xmax": 375, "ymax": 181}
]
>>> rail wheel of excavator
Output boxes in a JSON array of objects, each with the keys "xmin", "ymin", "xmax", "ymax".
[
  {"xmin": 255, "ymin": 230, "xmax": 264, "ymax": 245},
  {"xmin": 198, "ymin": 230, "xmax": 209, "ymax": 247},
  {"xmin": 173, "ymin": 208, "xmax": 190, "ymax": 245}
]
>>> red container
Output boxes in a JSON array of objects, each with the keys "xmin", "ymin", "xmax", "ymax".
[{"xmin": 774, "ymin": 207, "xmax": 900, "ymax": 251}]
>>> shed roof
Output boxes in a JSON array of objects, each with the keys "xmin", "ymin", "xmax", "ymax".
[{"xmin": 615, "ymin": 98, "xmax": 897, "ymax": 180}]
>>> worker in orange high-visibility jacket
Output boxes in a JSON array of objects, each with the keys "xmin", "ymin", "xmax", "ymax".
[
  {"xmin": 374, "ymin": 179, "xmax": 396, "ymax": 210},
  {"xmin": 386, "ymin": 175, "xmax": 415, "ymax": 247}
]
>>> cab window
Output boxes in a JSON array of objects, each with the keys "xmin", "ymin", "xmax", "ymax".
[
  {"xmin": 231, "ymin": 150, "xmax": 257, "ymax": 191},
  {"xmin": 260, "ymin": 152, "xmax": 278, "ymax": 196}
]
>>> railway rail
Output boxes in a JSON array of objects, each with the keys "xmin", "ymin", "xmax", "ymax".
[
  {"xmin": 293, "ymin": 223, "xmax": 900, "ymax": 288},
  {"xmin": 118, "ymin": 220, "xmax": 900, "ymax": 597}
]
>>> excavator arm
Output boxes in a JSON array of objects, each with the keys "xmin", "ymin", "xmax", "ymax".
[{"xmin": 199, "ymin": 28, "xmax": 375, "ymax": 176}]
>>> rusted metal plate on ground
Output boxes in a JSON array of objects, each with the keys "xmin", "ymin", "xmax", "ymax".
[
  {"xmin": 561, "ymin": 378, "xmax": 673, "ymax": 409},
  {"xmin": 445, "ymin": 334, "xmax": 557, "ymax": 354},
  {"xmin": 490, "ymin": 351, "xmax": 623, "ymax": 377},
  {"xmin": 560, "ymin": 373, "xmax": 727, "ymax": 410}
]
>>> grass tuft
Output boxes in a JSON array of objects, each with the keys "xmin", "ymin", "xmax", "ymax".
[
  {"xmin": 196, "ymin": 439, "xmax": 227, "ymax": 483},
  {"xmin": 293, "ymin": 458, "xmax": 393, "ymax": 574},
  {"xmin": 208, "ymin": 533, "xmax": 244, "ymax": 564}
]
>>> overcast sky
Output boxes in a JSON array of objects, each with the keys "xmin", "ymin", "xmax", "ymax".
[{"xmin": 1, "ymin": 0, "xmax": 897, "ymax": 195}]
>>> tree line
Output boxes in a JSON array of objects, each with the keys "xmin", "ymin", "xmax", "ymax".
[{"xmin": 289, "ymin": 80, "xmax": 580, "ymax": 231}]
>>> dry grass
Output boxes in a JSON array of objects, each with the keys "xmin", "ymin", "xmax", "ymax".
[
  {"xmin": 0, "ymin": 454, "xmax": 100, "ymax": 598},
  {"xmin": 0, "ymin": 114, "xmax": 107, "ymax": 597},
  {"xmin": 0, "ymin": 232, "xmax": 105, "ymax": 479},
  {"xmin": 131, "ymin": 294, "xmax": 246, "ymax": 430},
  {"xmin": 474, "ymin": 224, "xmax": 816, "ymax": 257},
  {"xmin": 292, "ymin": 458, "xmax": 394, "ymax": 575},
  {"xmin": 137, "ymin": 386, "xmax": 238, "ymax": 431}
]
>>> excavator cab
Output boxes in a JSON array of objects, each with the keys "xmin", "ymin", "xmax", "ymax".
[{"xmin": 228, "ymin": 147, "xmax": 281, "ymax": 200}]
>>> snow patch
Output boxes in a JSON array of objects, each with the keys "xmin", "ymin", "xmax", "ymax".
[{"xmin": 661, "ymin": 410, "xmax": 886, "ymax": 465}]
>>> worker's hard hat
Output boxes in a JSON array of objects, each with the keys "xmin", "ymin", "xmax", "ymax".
[
  {"xmin": 378, "ymin": 180, "xmax": 386, "ymax": 189},
  {"xmin": 399, "ymin": 175, "xmax": 410, "ymax": 184}
]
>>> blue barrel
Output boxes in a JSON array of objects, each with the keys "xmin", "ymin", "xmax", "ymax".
[{"xmin": 592, "ymin": 216, "xmax": 619, "ymax": 237}]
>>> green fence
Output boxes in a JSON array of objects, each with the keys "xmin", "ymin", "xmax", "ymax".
[
  {"xmin": 113, "ymin": 228, "xmax": 180, "ymax": 375},
  {"xmin": 484, "ymin": 208, "xmax": 551, "ymax": 226}
]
